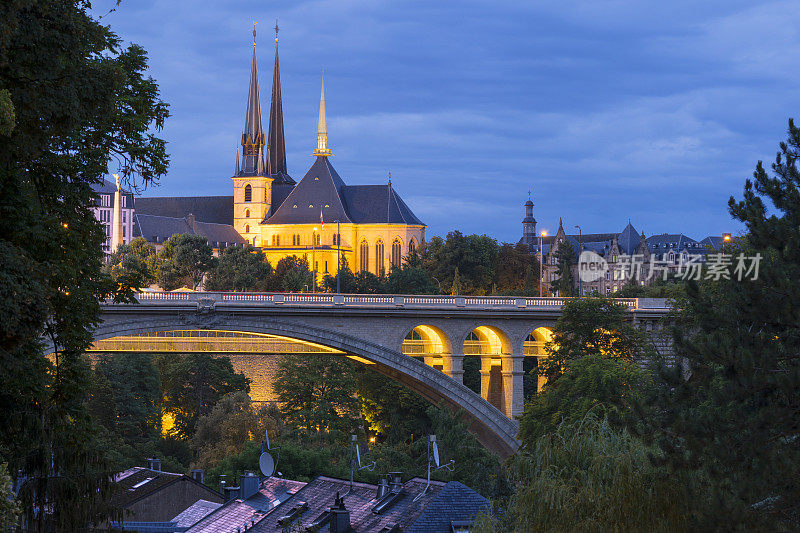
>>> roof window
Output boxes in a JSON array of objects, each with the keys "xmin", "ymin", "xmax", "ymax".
[{"xmin": 131, "ymin": 477, "xmax": 154, "ymax": 489}]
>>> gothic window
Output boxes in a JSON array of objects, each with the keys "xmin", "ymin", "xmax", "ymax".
[
  {"xmin": 245, "ymin": 224, "xmax": 250, "ymax": 233},
  {"xmin": 244, "ymin": 184, "xmax": 252, "ymax": 202},
  {"xmin": 276, "ymin": 235, "xmax": 280, "ymax": 246},
  {"xmin": 375, "ymin": 240, "xmax": 384, "ymax": 275},
  {"xmin": 245, "ymin": 209, "xmax": 250, "ymax": 218},
  {"xmin": 360, "ymin": 240, "xmax": 369, "ymax": 272},
  {"xmin": 409, "ymin": 239, "xmax": 416, "ymax": 254},
  {"xmin": 312, "ymin": 234, "xmax": 320, "ymax": 246},
  {"xmin": 333, "ymin": 233, "xmax": 340, "ymax": 246},
  {"xmin": 391, "ymin": 238, "xmax": 402, "ymax": 269},
  {"xmin": 324, "ymin": 261, "xmax": 328, "ymax": 273}
]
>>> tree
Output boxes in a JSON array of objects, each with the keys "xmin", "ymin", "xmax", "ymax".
[
  {"xmin": 518, "ymin": 354, "xmax": 652, "ymax": 447},
  {"xmin": 272, "ymin": 355, "xmax": 362, "ymax": 437},
  {"xmin": 0, "ymin": 1, "xmax": 168, "ymax": 528},
  {"xmin": 549, "ymin": 239, "xmax": 575, "ymax": 296},
  {"xmin": 272, "ymin": 255, "xmax": 311, "ymax": 292},
  {"xmin": 95, "ymin": 353, "xmax": 162, "ymax": 464},
  {"xmin": 0, "ymin": 463, "xmax": 20, "ymax": 530},
  {"xmin": 421, "ymin": 232, "xmax": 499, "ymax": 295},
  {"xmin": 384, "ymin": 266, "xmax": 437, "ymax": 294},
  {"xmin": 644, "ymin": 120, "xmax": 800, "ymax": 528},
  {"xmin": 157, "ymin": 233, "xmax": 215, "ymax": 290},
  {"xmin": 106, "ymin": 236, "xmax": 158, "ymax": 288},
  {"xmin": 540, "ymin": 296, "xmax": 652, "ymax": 383},
  {"xmin": 356, "ymin": 369, "xmax": 432, "ymax": 443},
  {"xmin": 450, "ymin": 266, "xmax": 461, "ymax": 295},
  {"xmin": 475, "ymin": 416, "xmax": 703, "ymax": 532},
  {"xmin": 321, "ymin": 258, "xmax": 357, "ymax": 293},
  {"xmin": 156, "ymin": 353, "xmax": 250, "ymax": 441},
  {"xmin": 495, "ymin": 242, "xmax": 537, "ymax": 293},
  {"xmin": 205, "ymin": 244, "xmax": 272, "ymax": 291},
  {"xmin": 192, "ymin": 391, "xmax": 276, "ymax": 470}
]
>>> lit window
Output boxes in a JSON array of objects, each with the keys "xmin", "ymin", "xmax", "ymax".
[
  {"xmin": 360, "ymin": 240, "xmax": 369, "ymax": 272},
  {"xmin": 245, "ymin": 224, "xmax": 250, "ymax": 233},
  {"xmin": 245, "ymin": 209, "xmax": 250, "ymax": 218},
  {"xmin": 391, "ymin": 238, "xmax": 402, "ymax": 268},
  {"xmin": 375, "ymin": 240, "xmax": 384, "ymax": 275}
]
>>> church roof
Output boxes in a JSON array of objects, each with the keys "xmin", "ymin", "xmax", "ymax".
[
  {"xmin": 617, "ymin": 222, "xmax": 640, "ymax": 255},
  {"xmin": 267, "ymin": 43, "xmax": 290, "ymax": 181},
  {"xmin": 133, "ymin": 213, "xmax": 245, "ymax": 249},
  {"xmin": 134, "ymin": 196, "xmax": 234, "ymax": 225},
  {"xmin": 263, "ymin": 157, "xmax": 424, "ymax": 226}
]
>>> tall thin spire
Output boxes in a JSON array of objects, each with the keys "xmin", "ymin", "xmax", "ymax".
[
  {"xmin": 235, "ymin": 146, "xmax": 240, "ymax": 175},
  {"xmin": 267, "ymin": 19, "xmax": 288, "ymax": 177},
  {"xmin": 313, "ymin": 76, "xmax": 332, "ymax": 157},
  {"xmin": 239, "ymin": 22, "xmax": 268, "ymax": 176}
]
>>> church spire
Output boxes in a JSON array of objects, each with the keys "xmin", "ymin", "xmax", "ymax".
[
  {"xmin": 313, "ymin": 76, "xmax": 332, "ymax": 157},
  {"xmin": 238, "ymin": 22, "xmax": 267, "ymax": 176},
  {"xmin": 267, "ymin": 19, "xmax": 288, "ymax": 177}
]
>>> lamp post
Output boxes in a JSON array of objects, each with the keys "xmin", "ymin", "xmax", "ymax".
[
  {"xmin": 574, "ymin": 224, "xmax": 582, "ymax": 297},
  {"xmin": 311, "ymin": 226, "xmax": 318, "ymax": 292},
  {"xmin": 539, "ymin": 231, "xmax": 547, "ymax": 297},
  {"xmin": 335, "ymin": 219, "xmax": 341, "ymax": 294}
]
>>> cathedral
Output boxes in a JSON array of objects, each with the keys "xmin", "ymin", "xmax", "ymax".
[{"xmin": 128, "ymin": 27, "xmax": 426, "ymax": 281}]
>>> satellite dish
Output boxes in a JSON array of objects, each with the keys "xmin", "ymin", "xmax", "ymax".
[
  {"xmin": 259, "ymin": 452, "xmax": 275, "ymax": 477},
  {"xmin": 432, "ymin": 441, "xmax": 440, "ymax": 468}
]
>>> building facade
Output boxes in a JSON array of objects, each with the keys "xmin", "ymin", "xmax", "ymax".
[
  {"xmin": 91, "ymin": 177, "xmax": 135, "ymax": 258},
  {"xmin": 128, "ymin": 29, "xmax": 425, "ymax": 283}
]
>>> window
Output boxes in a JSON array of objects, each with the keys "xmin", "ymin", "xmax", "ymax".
[
  {"xmin": 271, "ymin": 234, "xmax": 280, "ymax": 246},
  {"xmin": 360, "ymin": 240, "xmax": 369, "ymax": 272},
  {"xmin": 122, "ymin": 212, "xmax": 126, "ymax": 223},
  {"xmin": 324, "ymin": 261, "xmax": 328, "ymax": 273},
  {"xmin": 333, "ymin": 233, "xmax": 341, "ymax": 246},
  {"xmin": 244, "ymin": 184, "xmax": 252, "ymax": 202},
  {"xmin": 245, "ymin": 209, "xmax": 250, "ymax": 218},
  {"xmin": 391, "ymin": 238, "xmax": 402, "ymax": 268},
  {"xmin": 245, "ymin": 224, "xmax": 250, "ymax": 233},
  {"xmin": 409, "ymin": 239, "xmax": 416, "ymax": 254},
  {"xmin": 375, "ymin": 240, "xmax": 384, "ymax": 275}
]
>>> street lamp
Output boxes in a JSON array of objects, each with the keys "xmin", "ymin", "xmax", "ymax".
[
  {"xmin": 335, "ymin": 219, "xmax": 341, "ymax": 294},
  {"xmin": 312, "ymin": 226, "xmax": 318, "ymax": 292},
  {"xmin": 539, "ymin": 231, "xmax": 547, "ymax": 297},
  {"xmin": 574, "ymin": 224, "xmax": 582, "ymax": 297}
]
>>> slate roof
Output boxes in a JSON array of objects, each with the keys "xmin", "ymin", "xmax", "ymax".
[
  {"xmin": 407, "ymin": 481, "xmax": 490, "ymax": 533},
  {"xmin": 250, "ymin": 475, "xmax": 480, "ymax": 533},
  {"xmin": 186, "ymin": 477, "xmax": 306, "ymax": 533},
  {"xmin": 646, "ymin": 233, "xmax": 703, "ymax": 254},
  {"xmin": 617, "ymin": 222, "xmax": 640, "ymax": 255},
  {"xmin": 110, "ymin": 467, "xmax": 221, "ymax": 510},
  {"xmin": 170, "ymin": 499, "xmax": 223, "ymax": 528},
  {"xmin": 90, "ymin": 178, "xmax": 135, "ymax": 208},
  {"xmin": 133, "ymin": 214, "xmax": 246, "ymax": 249},
  {"xmin": 134, "ymin": 196, "xmax": 234, "ymax": 225},
  {"xmin": 264, "ymin": 157, "xmax": 425, "ymax": 226},
  {"xmin": 699, "ymin": 235, "xmax": 724, "ymax": 251}
]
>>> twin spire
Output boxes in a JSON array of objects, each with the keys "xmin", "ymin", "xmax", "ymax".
[{"xmin": 237, "ymin": 21, "xmax": 331, "ymax": 180}]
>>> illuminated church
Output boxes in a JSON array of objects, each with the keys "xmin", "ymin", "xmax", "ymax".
[{"xmin": 132, "ymin": 27, "xmax": 426, "ymax": 279}]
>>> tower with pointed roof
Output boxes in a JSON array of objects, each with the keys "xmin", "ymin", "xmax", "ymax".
[
  {"xmin": 522, "ymin": 191, "xmax": 536, "ymax": 249},
  {"xmin": 232, "ymin": 23, "xmax": 279, "ymax": 246}
]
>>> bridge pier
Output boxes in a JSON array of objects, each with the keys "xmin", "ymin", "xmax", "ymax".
[
  {"xmin": 502, "ymin": 354, "xmax": 524, "ymax": 419},
  {"xmin": 442, "ymin": 353, "xmax": 464, "ymax": 384}
]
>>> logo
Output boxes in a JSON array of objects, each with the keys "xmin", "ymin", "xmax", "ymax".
[{"xmin": 578, "ymin": 250, "xmax": 608, "ymax": 283}]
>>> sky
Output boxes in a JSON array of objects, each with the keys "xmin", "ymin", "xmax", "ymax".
[{"xmin": 93, "ymin": 0, "xmax": 800, "ymax": 243}]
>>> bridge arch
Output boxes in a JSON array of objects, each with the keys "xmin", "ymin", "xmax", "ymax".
[{"xmin": 68, "ymin": 315, "xmax": 520, "ymax": 458}]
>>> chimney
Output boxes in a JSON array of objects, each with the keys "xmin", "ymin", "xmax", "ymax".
[
  {"xmin": 389, "ymin": 472, "xmax": 403, "ymax": 493},
  {"xmin": 220, "ymin": 475, "xmax": 227, "ymax": 494},
  {"xmin": 186, "ymin": 213, "xmax": 196, "ymax": 233},
  {"xmin": 146, "ymin": 458, "xmax": 161, "ymax": 472},
  {"xmin": 240, "ymin": 471, "xmax": 260, "ymax": 500},
  {"xmin": 329, "ymin": 492, "xmax": 350, "ymax": 533},
  {"xmin": 191, "ymin": 469, "xmax": 204, "ymax": 484},
  {"xmin": 376, "ymin": 478, "xmax": 389, "ymax": 500},
  {"xmin": 224, "ymin": 485, "xmax": 240, "ymax": 501}
]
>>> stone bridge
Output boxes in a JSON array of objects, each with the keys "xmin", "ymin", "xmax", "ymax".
[{"xmin": 73, "ymin": 292, "xmax": 671, "ymax": 458}]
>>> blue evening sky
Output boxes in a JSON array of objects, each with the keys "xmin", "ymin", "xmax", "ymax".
[{"xmin": 94, "ymin": 0, "xmax": 800, "ymax": 243}]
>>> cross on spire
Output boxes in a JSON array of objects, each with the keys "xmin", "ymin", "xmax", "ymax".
[
  {"xmin": 274, "ymin": 19, "xmax": 279, "ymax": 43},
  {"xmin": 252, "ymin": 21, "xmax": 257, "ymax": 46}
]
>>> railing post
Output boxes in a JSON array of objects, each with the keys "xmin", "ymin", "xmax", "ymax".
[
  {"xmin": 333, "ymin": 294, "xmax": 344, "ymax": 306},
  {"xmin": 274, "ymin": 294, "xmax": 284, "ymax": 304}
]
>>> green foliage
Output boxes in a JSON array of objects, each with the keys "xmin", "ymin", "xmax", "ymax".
[
  {"xmin": 94, "ymin": 354, "xmax": 162, "ymax": 465},
  {"xmin": 205, "ymin": 244, "xmax": 272, "ymax": 291},
  {"xmin": 272, "ymin": 255, "xmax": 312, "ymax": 292},
  {"xmin": 476, "ymin": 416, "xmax": 702, "ymax": 533},
  {"xmin": 519, "ymin": 355, "xmax": 652, "ymax": 447},
  {"xmin": 0, "ymin": 0, "xmax": 169, "ymax": 527},
  {"xmin": 642, "ymin": 120, "xmax": 800, "ymax": 528},
  {"xmin": 155, "ymin": 353, "xmax": 250, "ymax": 441},
  {"xmin": 540, "ymin": 296, "xmax": 652, "ymax": 382},
  {"xmin": 192, "ymin": 391, "xmax": 277, "ymax": 470},
  {"xmin": 495, "ymin": 242, "xmax": 538, "ymax": 294},
  {"xmin": 613, "ymin": 275, "xmax": 686, "ymax": 299},
  {"xmin": 272, "ymin": 355, "xmax": 362, "ymax": 437},
  {"xmin": 0, "ymin": 462, "xmax": 20, "ymax": 529},
  {"xmin": 356, "ymin": 368, "xmax": 432, "ymax": 443},
  {"xmin": 384, "ymin": 266, "xmax": 438, "ymax": 294},
  {"xmin": 157, "ymin": 233, "xmax": 215, "ymax": 290},
  {"xmin": 106, "ymin": 236, "xmax": 158, "ymax": 288},
  {"xmin": 421, "ymin": 232, "xmax": 499, "ymax": 295},
  {"xmin": 549, "ymin": 239, "xmax": 575, "ymax": 296},
  {"xmin": 450, "ymin": 266, "xmax": 461, "ymax": 295}
]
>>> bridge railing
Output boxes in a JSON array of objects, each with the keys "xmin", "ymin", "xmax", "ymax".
[{"xmin": 127, "ymin": 292, "xmax": 667, "ymax": 310}]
